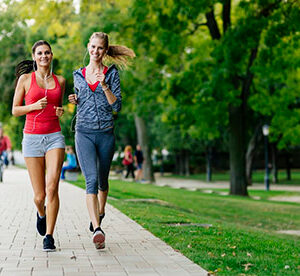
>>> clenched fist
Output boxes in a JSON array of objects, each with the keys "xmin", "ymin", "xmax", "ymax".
[
  {"xmin": 68, "ymin": 94, "xmax": 78, "ymax": 105},
  {"xmin": 35, "ymin": 97, "xmax": 47, "ymax": 110},
  {"xmin": 54, "ymin": 106, "xmax": 64, "ymax": 117}
]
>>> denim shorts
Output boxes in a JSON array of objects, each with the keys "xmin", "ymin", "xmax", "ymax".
[{"xmin": 22, "ymin": 131, "xmax": 65, "ymax": 157}]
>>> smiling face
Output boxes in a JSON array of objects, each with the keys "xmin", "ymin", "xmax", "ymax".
[
  {"xmin": 88, "ymin": 37, "xmax": 107, "ymax": 62},
  {"xmin": 32, "ymin": 44, "xmax": 53, "ymax": 69}
]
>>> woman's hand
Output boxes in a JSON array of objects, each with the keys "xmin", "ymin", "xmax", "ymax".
[
  {"xmin": 95, "ymin": 71, "xmax": 106, "ymax": 86},
  {"xmin": 34, "ymin": 96, "xmax": 47, "ymax": 110},
  {"xmin": 54, "ymin": 106, "xmax": 64, "ymax": 117},
  {"xmin": 68, "ymin": 94, "xmax": 78, "ymax": 104}
]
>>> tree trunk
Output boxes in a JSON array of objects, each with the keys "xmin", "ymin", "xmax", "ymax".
[
  {"xmin": 286, "ymin": 152, "xmax": 291, "ymax": 181},
  {"xmin": 175, "ymin": 152, "xmax": 180, "ymax": 174},
  {"xmin": 246, "ymin": 124, "xmax": 262, "ymax": 186},
  {"xmin": 206, "ymin": 147, "xmax": 212, "ymax": 182},
  {"xmin": 271, "ymin": 143, "xmax": 278, "ymax": 183},
  {"xmin": 229, "ymin": 105, "xmax": 248, "ymax": 196},
  {"xmin": 184, "ymin": 150, "xmax": 190, "ymax": 176},
  {"xmin": 134, "ymin": 114, "xmax": 155, "ymax": 182},
  {"xmin": 179, "ymin": 150, "xmax": 185, "ymax": 175}
]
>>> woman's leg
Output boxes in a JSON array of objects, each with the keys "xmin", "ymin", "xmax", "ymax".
[
  {"xmin": 96, "ymin": 130, "xmax": 115, "ymax": 217},
  {"xmin": 125, "ymin": 165, "xmax": 130, "ymax": 178},
  {"xmin": 45, "ymin": 148, "xmax": 65, "ymax": 235},
  {"xmin": 24, "ymin": 157, "xmax": 46, "ymax": 217},
  {"xmin": 86, "ymin": 194, "xmax": 100, "ymax": 229},
  {"xmin": 75, "ymin": 131, "xmax": 100, "ymax": 230},
  {"xmin": 131, "ymin": 164, "xmax": 135, "ymax": 179}
]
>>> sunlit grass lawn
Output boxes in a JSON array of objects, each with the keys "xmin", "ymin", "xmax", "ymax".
[
  {"xmin": 69, "ymin": 175, "xmax": 300, "ymax": 275},
  {"xmin": 166, "ymin": 170, "xmax": 300, "ymax": 185}
]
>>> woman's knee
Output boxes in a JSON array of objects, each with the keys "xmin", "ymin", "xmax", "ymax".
[
  {"xmin": 86, "ymin": 175, "xmax": 99, "ymax": 194},
  {"xmin": 34, "ymin": 193, "xmax": 46, "ymax": 205},
  {"xmin": 46, "ymin": 183, "xmax": 59, "ymax": 201}
]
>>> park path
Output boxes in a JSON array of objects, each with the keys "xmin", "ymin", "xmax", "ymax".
[
  {"xmin": 153, "ymin": 173, "xmax": 300, "ymax": 192},
  {"xmin": 0, "ymin": 167, "xmax": 206, "ymax": 276}
]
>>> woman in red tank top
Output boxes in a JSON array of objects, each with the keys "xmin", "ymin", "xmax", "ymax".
[{"xmin": 12, "ymin": 40, "xmax": 66, "ymax": 252}]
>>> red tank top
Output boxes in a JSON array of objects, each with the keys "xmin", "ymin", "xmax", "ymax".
[
  {"xmin": 24, "ymin": 72, "xmax": 62, "ymax": 134},
  {"xmin": 82, "ymin": 66, "xmax": 108, "ymax": 92}
]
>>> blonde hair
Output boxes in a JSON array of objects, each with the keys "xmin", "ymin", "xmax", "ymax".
[
  {"xmin": 89, "ymin": 32, "xmax": 135, "ymax": 69},
  {"xmin": 124, "ymin": 145, "xmax": 132, "ymax": 153}
]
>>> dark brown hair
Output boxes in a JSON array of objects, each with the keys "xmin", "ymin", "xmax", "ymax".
[{"xmin": 15, "ymin": 40, "xmax": 52, "ymax": 85}]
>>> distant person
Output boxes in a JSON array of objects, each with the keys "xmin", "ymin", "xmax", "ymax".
[
  {"xmin": 12, "ymin": 40, "xmax": 65, "ymax": 252},
  {"xmin": 0, "ymin": 124, "xmax": 12, "ymax": 167},
  {"xmin": 134, "ymin": 144, "xmax": 144, "ymax": 182},
  {"xmin": 123, "ymin": 145, "xmax": 135, "ymax": 179},
  {"xmin": 68, "ymin": 31, "xmax": 135, "ymax": 249},
  {"xmin": 60, "ymin": 146, "xmax": 77, "ymax": 180}
]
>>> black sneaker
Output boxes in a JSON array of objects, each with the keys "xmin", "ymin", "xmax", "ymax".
[
  {"xmin": 92, "ymin": 227, "xmax": 105, "ymax": 249},
  {"xmin": 43, "ymin": 234, "xmax": 56, "ymax": 252},
  {"xmin": 36, "ymin": 207, "xmax": 46, "ymax": 236},
  {"xmin": 89, "ymin": 213, "xmax": 105, "ymax": 232}
]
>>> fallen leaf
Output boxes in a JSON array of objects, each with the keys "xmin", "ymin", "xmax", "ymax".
[
  {"xmin": 232, "ymin": 251, "xmax": 236, "ymax": 256},
  {"xmin": 221, "ymin": 253, "xmax": 226, "ymax": 257},
  {"xmin": 188, "ymin": 244, "xmax": 192, "ymax": 248},
  {"xmin": 242, "ymin": 263, "xmax": 253, "ymax": 271},
  {"xmin": 247, "ymin": 252, "xmax": 252, "ymax": 257},
  {"xmin": 226, "ymin": 266, "xmax": 232, "ymax": 271},
  {"xmin": 297, "ymin": 265, "xmax": 300, "ymax": 269},
  {"xmin": 208, "ymin": 252, "xmax": 214, "ymax": 257},
  {"xmin": 230, "ymin": 245, "xmax": 237, "ymax": 249}
]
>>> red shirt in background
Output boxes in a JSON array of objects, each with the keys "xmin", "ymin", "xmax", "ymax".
[{"xmin": 0, "ymin": 136, "xmax": 11, "ymax": 154}]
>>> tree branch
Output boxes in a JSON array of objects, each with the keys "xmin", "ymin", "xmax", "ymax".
[
  {"xmin": 259, "ymin": 0, "xmax": 281, "ymax": 17},
  {"xmin": 222, "ymin": 0, "xmax": 231, "ymax": 33},
  {"xmin": 187, "ymin": 22, "xmax": 207, "ymax": 36},
  {"xmin": 205, "ymin": 8, "xmax": 221, "ymax": 40}
]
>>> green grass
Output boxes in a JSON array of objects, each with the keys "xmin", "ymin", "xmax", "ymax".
[
  {"xmin": 166, "ymin": 170, "xmax": 300, "ymax": 185},
  {"xmin": 69, "ymin": 175, "xmax": 300, "ymax": 275}
]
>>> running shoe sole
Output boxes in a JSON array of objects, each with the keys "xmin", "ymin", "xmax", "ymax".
[
  {"xmin": 43, "ymin": 248, "xmax": 56, "ymax": 252},
  {"xmin": 93, "ymin": 231, "xmax": 105, "ymax": 249}
]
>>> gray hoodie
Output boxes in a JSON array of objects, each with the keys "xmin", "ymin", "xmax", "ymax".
[{"xmin": 73, "ymin": 64, "xmax": 121, "ymax": 131}]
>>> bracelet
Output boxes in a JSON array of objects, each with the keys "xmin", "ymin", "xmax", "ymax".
[{"xmin": 102, "ymin": 85, "xmax": 109, "ymax": 92}]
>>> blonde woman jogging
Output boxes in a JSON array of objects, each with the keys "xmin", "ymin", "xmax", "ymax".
[{"xmin": 69, "ymin": 32, "xmax": 135, "ymax": 249}]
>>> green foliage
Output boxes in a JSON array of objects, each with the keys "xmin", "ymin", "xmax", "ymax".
[{"xmin": 0, "ymin": 0, "xmax": 299, "ymax": 174}]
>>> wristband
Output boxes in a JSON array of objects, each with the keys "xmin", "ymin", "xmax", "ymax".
[{"xmin": 102, "ymin": 86, "xmax": 109, "ymax": 92}]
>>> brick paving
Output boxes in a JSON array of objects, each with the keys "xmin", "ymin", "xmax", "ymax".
[{"xmin": 0, "ymin": 167, "xmax": 207, "ymax": 276}]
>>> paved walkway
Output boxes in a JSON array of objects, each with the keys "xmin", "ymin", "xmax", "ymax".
[
  {"xmin": 0, "ymin": 167, "xmax": 206, "ymax": 276},
  {"xmin": 153, "ymin": 173, "xmax": 300, "ymax": 192}
]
